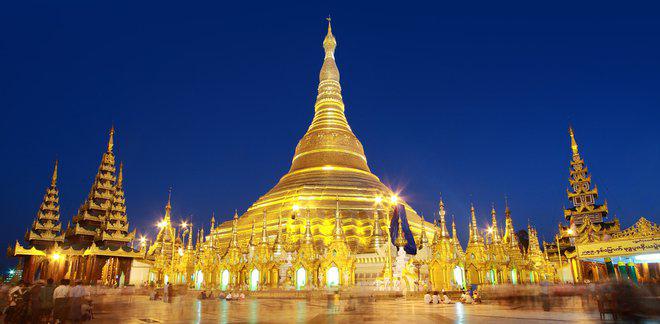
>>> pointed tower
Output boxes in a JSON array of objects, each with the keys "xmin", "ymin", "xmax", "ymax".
[
  {"xmin": 100, "ymin": 162, "xmax": 136, "ymax": 245},
  {"xmin": 490, "ymin": 204, "xmax": 501, "ymax": 243},
  {"xmin": 219, "ymin": 20, "xmax": 425, "ymax": 253},
  {"xmin": 438, "ymin": 197, "xmax": 449, "ymax": 238},
  {"xmin": 67, "ymin": 127, "xmax": 118, "ymax": 245},
  {"xmin": 564, "ymin": 127, "xmax": 609, "ymax": 225},
  {"xmin": 148, "ymin": 190, "xmax": 181, "ymax": 257},
  {"xmin": 469, "ymin": 204, "xmax": 479, "ymax": 242},
  {"xmin": 370, "ymin": 208, "xmax": 385, "ymax": 250},
  {"xmin": 332, "ymin": 199, "xmax": 346, "ymax": 242},
  {"xmin": 26, "ymin": 160, "xmax": 64, "ymax": 247},
  {"xmin": 418, "ymin": 214, "xmax": 429, "ymax": 249},
  {"xmin": 394, "ymin": 216, "xmax": 408, "ymax": 249},
  {"xmin": 272, "ymin": 210, "xmax": 285, "ymax": 255},
  {"xmin": 449, "ymin": 216, "xmax": 465, "ymax": 260}
]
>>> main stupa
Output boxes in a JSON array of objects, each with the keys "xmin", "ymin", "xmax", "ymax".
[{"xmin": 213, "ymin": 21, "xmax": 426, "ymax": 252}]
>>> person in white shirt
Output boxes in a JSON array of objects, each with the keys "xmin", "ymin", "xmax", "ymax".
[
  {"xmin": 463, "ymin": 291, "xmax": 474, "ymax": 304},
  {"xmin": 53, "ymin": 279, "xmax": 70, "ymax": 323},
  {"xmin": 68, "ymin": 280, "xmax": 88, "ymax": 322},
  {"xmin": 225, "ymin": 292, "xmax": 232, "ymax": 300},
  {"xmin": 423, "ymin": 292, "xmax": 432, "ymax": 304},
  {"xmin": 432, "ymin": 292, "xmax": 440, "ymax": 304},
  {"xmin": 442, "ymin": 292, "xmax": 452, "ymax": 304}
]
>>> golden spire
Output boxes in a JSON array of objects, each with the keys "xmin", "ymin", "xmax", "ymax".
[
  {"xmin": 418, "ymin": 214, "xmax": 428, "ymax": 249},
  {"xmin": 230, "ymin": 211, "xmax": 239, "ymax": 248},
  {"xmin": 370, "ymin": 208, "xmax": 384, "ymax": 249},
  {"xmin": 107, "ymin": 126, "xmax": 115, "ymax": 153},
  {"xmin": 248, "ymin": 219, "xmax": 256, "ymax": 247},
  {"xmin": 261, "ymin": 209, "xmax": 269, "ymax": 244},
  {"xmin": 117, "ymin": 162, "xmax": 124, "ymax": 187},
  {"xmin": 304, "ymin": 208, "xmax": 313, "ymax": 244},
  {"xmin": 470, "ymin": 204, "xmax": 478, "ymax": 242},
  {"xmin": 286, "ymin": 19, "xmax": 371, "ymax": 173},
  {"xmin": 273, "ymin": 208, "xmax": 284, "ymax": 252},
  {"xmin": 439, "ymin": 196, "xmax": 449, "ymax": 238},
  {"xmin": 163, "ymin": 188, "xmax": 172, "ymax": 223},
  {"xmin": 451, "ymin": 215, "xmax": 458, "ymax": 241},
  {"xmin": 569, "ymin": 126, "xmax": 579, "ymax": 156},
  {"xmin": 491, "ymin": 203, "xmax": 500, "ymax": 243},
  {"xmin": 332, "ymin": 198, "xmax": 345, "ymax": 240},
  {"xmin": 51, "ymin": 159, "xmax": 58, "ymax": 187},
  {"xmin": 394, "ymin": 215, "xmax": 408, "ymax": 248}
]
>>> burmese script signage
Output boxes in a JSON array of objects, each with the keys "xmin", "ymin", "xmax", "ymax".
[{"xmin": 576, "ymin": 237, "xmax": 660, "ymax": 259}]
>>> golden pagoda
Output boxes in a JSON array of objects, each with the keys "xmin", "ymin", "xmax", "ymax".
[{"xmin": 211, "ymin": 20, "xmax": 428, "ymax": 253}]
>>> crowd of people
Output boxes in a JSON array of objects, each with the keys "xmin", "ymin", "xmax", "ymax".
[
  {"xmin": 423, "ymin": 289, "xmax": 482, "ymax": 305},
  {"xmin": 197, "ymin": 290, "xmax": 246, "ymax": 301},
  {"xmin": 1, "ymin": 279, "xmax": 92, "ymax": 323}
]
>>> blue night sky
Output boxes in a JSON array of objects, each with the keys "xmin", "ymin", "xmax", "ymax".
[{"xmin": 1, "ymin": 2, "xmax": 659, "ymax": 269}]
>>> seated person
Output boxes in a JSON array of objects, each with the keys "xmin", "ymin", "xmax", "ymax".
[
  {"xmin": 198, "ymin": 291, "xmax": 207, "ymax": 300},
  {"xmin": 442, "ymin": 292, "xmax": 452, "ymax": 304},
  {"xmin": 217, "ymin": 292, "xmax": 226, "ymax": 299},
  {"xmin": 463, "ymin": 291, "xmax": 474, "ymax": 304},
  {"xmin": 432, "ymin": 292, "xmax": 440, "ymax": 304},
  {"xmin": 424, "ymin": 292, "xmax": 432, "ymax": 304},
  {"xmin": 239, "ymin": 292, "xmax": 245, "ymax": 299},
  {"xmin": 473, "ymin": 291, "xmax": 481, "ymax": 303},
  {"xmin": 226, "ymin": 292, "xmax": 233, "ymax": 300}
]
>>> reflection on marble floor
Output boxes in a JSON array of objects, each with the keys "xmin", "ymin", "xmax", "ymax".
[{"xmin": 91, "ymin": 295, "xmax": 601, "ymax": 324}]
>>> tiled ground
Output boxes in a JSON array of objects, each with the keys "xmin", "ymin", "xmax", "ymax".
[{"xmin": 91, "ymin": 295, "xmax": 603, "ymax": 323}]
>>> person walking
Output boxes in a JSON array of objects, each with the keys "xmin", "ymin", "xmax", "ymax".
[
  {"xmin": 68, "ymin": 280, "xmax": 88, "ymax": 323},
  {"xmin": 4, "ymin": 282, "xmax": 28, "ymax": 324},
  {"xmin": 52, "ymin": 279, "xmax": 70, "ymax": 324},
  {"xmin": 39, "ymin": 279, "xmax": 55, "ymax": 323},
  {"xmin": 28, "ymin": 280, "xmax": 44, "ymax": 324}
]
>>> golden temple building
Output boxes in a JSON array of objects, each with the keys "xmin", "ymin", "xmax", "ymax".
[{"xmin": 10, "ymin": 128, "xmax": 144, "ymax": 285}]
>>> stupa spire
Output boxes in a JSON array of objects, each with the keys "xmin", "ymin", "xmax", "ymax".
[
  {"xmin": 418, "ymin": 214, "xmax": 429, "ymax": 249},
  {"xmin": 470, "ymin": 204, "xmax": 479, "ymax": 242},
  {"xmin": 491, "ymin": 203, "xmax": 500, "ymax": 243},
  {"xmin": 439, "ymin": 196, "xmax": 449, "ymax": 238},
  {"xmin": 51, "ymin": 160, "xmax": 58, "ymax": 187},
  {"xmin": 107, "ymin": 126, "xmax": 114, "ymax": 152},
  {"xmin": 261, "ymin": 209, "xmax": 268, "ymax": 244},
  {"xmin": 229, "ymin": 210, "xmax": 239, "ymax": 248},
  {"xmin": 304, "ymin": 208, "xmax": 314, "ymax": 244},
  {"xmin": 569, "ymin": 126, "xmax": 579, "ymax": 156},
  {"xmin": 370, "ymin": 208, "xmax": 384, "ymax": 249}
]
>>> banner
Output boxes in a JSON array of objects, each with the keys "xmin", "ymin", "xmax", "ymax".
[{"xmin": 576, "ymin": 236, "xmax": 660, "ymax": 259}]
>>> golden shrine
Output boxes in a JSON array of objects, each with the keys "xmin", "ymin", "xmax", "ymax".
[{"xmin": 10, "ymin": 128, "xmax": 144, "ymax": 285}]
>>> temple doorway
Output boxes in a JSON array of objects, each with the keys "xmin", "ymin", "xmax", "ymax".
[
  {"xmin": 296, "ymin": 267, "xmax": 307, "ymax": 290},
  {"xmin": 250, "ymin": 269, "xmax": 260, "ymax": 291},
  {"xmin": 221, "ymin": 270, "xmax": 230, "ymax": 291},
  {"xmin": 195, "ymin": 270, "xmax": 203, "ymax": 289},
  {"xmin": 326, "ymin": 266, "xmax": 339, "ymax": 287},
  {"xmin": 453, "ymin": 266, "xmax": 464, "ymax": 289}
]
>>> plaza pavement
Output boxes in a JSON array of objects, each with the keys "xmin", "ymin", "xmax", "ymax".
[{"xmin": 91, "ymin": 294, "xmax": 603, "ymax": 324}]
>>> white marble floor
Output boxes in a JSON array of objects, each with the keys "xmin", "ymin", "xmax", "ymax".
[{"xmin": 91, "ymin": 295, "xmax": 604, "ymax": 324}]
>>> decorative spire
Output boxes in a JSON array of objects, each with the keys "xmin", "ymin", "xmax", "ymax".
[
  {"xmin": 394, "ymin": 214, "xmax": 408, "ymax": 248},
  {"xmin": 51, "ymin": 160, "xmax": 58, "ymax": 187},
  {"xmin": 439, "ymin": 196, "xmax": 449, "ymax": 238},
  {"xmin": 261, "ymin": 209, "xmax": 269, "ymax": 244},
  {"xmin": 304, "ymin": 208, "xmax": 313, "ymax": 244},
  {"xmin": 26, "ymin": 160, "xmax": 64, "ymax": 245},
  {"xmin": 210, "ymin": 212, "xmax": 215, "ymax": 231},
  {"xmin": 332, "ymin": 198, "xmax": 344, "ymax": 240},
  {"xmin": 370, "ymin": 208, "xmax": 384, "ymax": 249},
  {"xmin": 229, "ymin": 211, "xmax": 239, "ymax": 248},
  {"xmin": 418, "ymin": 214, "xmax": 429, "ymax": 249},
  {"xmin": 248, "ymin": 219, "xmax": 256, "ymax": 247},
  {"xmin": 164, "ymin": 189, "xmax": 172, "ymax": 223},
  {"xmin": 273, "ymin": 208, "xmax": 284, "ymax": 254},
  {"xmin": 470, "ymin": 204, "xmax": 479, "ymax": 242},
  {"xmin": 569, "ymin": 126, "xmax": 579, "ymax": 156},
  {"xmin": 491, "ymin": 203, "xmax": 500, "ymax": 243},
  {"xmin": 107, "ymin": 125, "xmax": 115, "ymax": 152}
]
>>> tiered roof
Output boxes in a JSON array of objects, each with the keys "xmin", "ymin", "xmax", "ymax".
[{"xmin": 25, "ymin": 160, "xmax": 64, "ymax": 246}]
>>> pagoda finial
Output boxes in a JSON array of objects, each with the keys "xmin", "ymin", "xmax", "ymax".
[
  {"xmin": 470, "ymin": 203, "xmax": 478, "ymax": 241},
  {"xmin": 107, "ymin": 125, "xmax": 115, "ymax": 152},
  {"xmin": 304, "ymin": 208, "xmax": 313, "ymax": 244},
  {"xmin": 419, "ymin": 214, "xmax": 428, "ymax": 248},
  {"xmin": 233, "ymin": 209, "xmax": 239, "ymax": 220},
  {"xmin": 117, "ymin": 162, "xmax": 124, "ymax": 187},
  {"xmin": 504, "ymin": 195, "xmax": 511, "ymax": 219},
  {"xmin": 163, "ymin": 188, "xmax": 172, "ymax": 222},
  {"xmin": 261, "ymin": 209, "xmax": 268, "ymax": 244},
  {"xmin": 248, "ymin": 219, "xmax": 256, "ymax": 247},
  {"xmin": 210, "ymin": 212, "xmax": 215, "ymax": 231},
  {"xmin": 439, "ymin": 196, "xmax": 449, "ymax": 238},
  {"xmin": 51, "ymin": 159, "xmax": 58, "ymax": 187},
  {"xmin": 569, "ymin": 125, "xmax": 579, "ymax": 156},
  {"xmin": 166, "ymin": 187, "xmax": 172, "ymax": 210}
]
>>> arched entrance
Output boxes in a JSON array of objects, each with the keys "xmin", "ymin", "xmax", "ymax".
[
  {"xmin": 195, "ymin": 270, "xmax": 204, "ymax": 289},
  {"xmin": 221, "ymin": 270, "xmax": 230, "ymax": 291},
  {"xmin": 453, "ymin": 266, "xmax": 464, "ymax": 289},
  {"xmin": 296, "ymin": 267, "xmax": 307, "ymax": 290},
  {"xmin": 326, "ymin": 266, "xmax": 339, "ymax": 288},
  {"xmin": 250, "ymin": 269, "xmax": 260, "ymax": 291}
]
